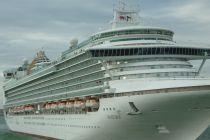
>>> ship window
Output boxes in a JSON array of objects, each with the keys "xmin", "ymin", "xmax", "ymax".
[
  {"xmin": 165, "ymin": 48, "xmax": 169, "ymax": 54},
  {"xmin": 116, "ymin": 49, "xmax": 121, "ymax": 56},
  {"xmin": 112, "ymin": 49, "xmax": 117, "ymax": 56},
  {"xmin": 157, "ymin": 30, "xmax": 163, "ymax": 34},
  {"xmin": 120, "ymin": 49, "xmax": 124, "ymax": 56},
  {"xmin": 91, "ymin": 47, "xmax": 209, "ymax": 57},
  {"xmin": 125, "ymin": 49, "xmax": 129, "ymax": 56},
  {"xmin": 151, "ymin": 48, "xmax": 156, "ymax": 54},
  {"xmin": 142, "ymin": 48, "xmax": 147, "ymax": 55},
  {"xmin": 192, "ymin": 49, "xmax": 196, "ymax": 55},
  {"xmin": 130, "ymin": 48, "xmax": 134, "ymax": 55},
  {"xmin": 147, "ymin": 48, "xmax": 152, "ymax": 55},
  {"xmin": 7, "ymin": 73, "xmax": 12, "ymax": 76},
  {"xmin": 133, "ymin": 48, "xmax": 139, "ymax": 55},
  {"xmin": 122, "ymin": 76, "xmax": 127, "ymax": 80},
  {"xmin": 190, "ymin": 48, "xmax": 194, "ymax": 55},
  {"xmin": 159, "ymin": 48, "xmax": 163, "ymax": 54},
  {"xmin": 155, "ymin": 48, "xmax": 160, "ymax": 54},
  {"xmin": 100, "ymin": 50, "xmax": 105, "ymax": 56},
  {"xmin": 151, "ymin": 66, "xmax": 155, "ymax": 69}
]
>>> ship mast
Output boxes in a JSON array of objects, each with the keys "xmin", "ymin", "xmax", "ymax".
[{"xmin": 111, "ymin": 0, "xmax": 140, "ymax": 28}]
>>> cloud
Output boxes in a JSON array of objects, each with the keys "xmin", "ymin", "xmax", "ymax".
[
  {"xmin": 142, "ymin": 0, "xmax": 210, "ymax": 23},
  {"xmin": 140, "ymin": 0, "xmax": 210, "ymax": 45},
  {"xmin": 164, "ymin": 1, "xmax": 210, "ymax": 24}
]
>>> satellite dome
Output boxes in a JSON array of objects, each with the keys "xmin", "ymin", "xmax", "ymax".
[{"xmin": 69, "ymin": 38, "xmax": 78, "ymax": 48}]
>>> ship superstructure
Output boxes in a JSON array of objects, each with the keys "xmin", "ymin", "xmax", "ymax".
[{"xmin": 3, "ymin": 1, "xmax": 210, "ymax": 140}]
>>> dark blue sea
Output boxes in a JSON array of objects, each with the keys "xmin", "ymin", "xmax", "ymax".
[{"xmin": 0, "ymin": 115, "xmax": 209, "ymax": 140}]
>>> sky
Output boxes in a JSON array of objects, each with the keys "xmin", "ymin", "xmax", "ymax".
[{"xmin": 0, "ymin": 0, "xmax": 210, "ymax": 108}]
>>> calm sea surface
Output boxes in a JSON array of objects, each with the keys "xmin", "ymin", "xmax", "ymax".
[{"xmin": 0, "ymin": 115, "xmax": 209, "ymax": 140}]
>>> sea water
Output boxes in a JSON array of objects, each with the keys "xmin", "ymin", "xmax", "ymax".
[
  {"xmin": 0, "ymin": 115, "xmax": 209, "ymax": 140},
  {"xmin": 0, "ymin": 116, "xmax": 44, "ymax": 140}
]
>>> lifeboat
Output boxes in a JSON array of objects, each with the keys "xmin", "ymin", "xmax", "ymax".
[
  {"xmin": 24, "ymin": 105, "xmax": 34, "ymax": 111},
  {"xmin": 66, "ymin": 101, "xmax": 74, "ymax": 108},
  {"xmin": 17, "ymin": 106, "xmax": 24, "ymax": 113},
  {"xmin": 50, "ymin": 103, "xmax": 58, "ymax": 109},
  {"xmin": 91, "ymin": 99, "xmax": 99, "ymax": 108},
  {"xmin": 85, "ymin": 100, "xmax": 91, "ymax": 107},
  {"xmin": 86, "ymin": 98, "xmax": 99, "ymax": 108},
  {"xmin": 45, "ymin": 103, "xmax": 51, "ymax": 110},
  {"xmin": 58, "ymin": 102, "xmax": 66, "ymax": 108},
  {"xmin": 74, "ymin": 100, "xmax": 85, "ymax": 109}
]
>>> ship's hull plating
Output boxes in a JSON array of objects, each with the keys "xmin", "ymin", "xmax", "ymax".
[{"xmin": 5, "ymin": 90, "xmax": 210, "ymax": 140}]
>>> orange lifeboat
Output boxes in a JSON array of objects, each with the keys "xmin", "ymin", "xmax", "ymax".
[
  {"xmin": 86, "ymin": 98, "xmax": 99, "ymax": 108},
  {"xmin": 24, "ymin": 105, "xmax": 34, "ymax": 111},
  {"xmin": 50, "ymin": 103, "xmax": 58, "ymax": 109},
  {"xmin": 91, "ymin": 99, "xmax": 99, "ymax": 108},
  {"xmin": 74, "ymin": 100, "xmax": 85, "ymax": 109},
  {"xmin": 66, "ymin": 101, "xmax": 74, "ymax": 108},
  {"xmin": 58, "ymin": 101, "xmax": 66, "ymax": 109},
  {"xmin": 85, "ymin": 100, "xmax": 91, "ymax": 107},
  {"xmin": 45, "ymin": 103, "xmax": 51, "ymax": 110}
]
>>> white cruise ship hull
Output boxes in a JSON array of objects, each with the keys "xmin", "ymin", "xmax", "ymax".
[{"xmin": 5, "ymin": 79, "xmax": 210, "ymax": 140}]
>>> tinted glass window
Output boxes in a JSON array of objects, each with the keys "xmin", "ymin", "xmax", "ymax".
[{"xmin": 91, "ymin": 47, "xmax": 209, "ymax": 57}]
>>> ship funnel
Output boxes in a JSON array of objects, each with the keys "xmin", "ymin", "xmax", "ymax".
[{"xmin": 69, "ymin": 38, "xmax": 78, "ymax": 49}]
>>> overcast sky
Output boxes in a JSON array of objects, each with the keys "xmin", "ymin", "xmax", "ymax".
[{"xmin": 0, "ymin": 0, "xmax": 210, "ymax": 108}]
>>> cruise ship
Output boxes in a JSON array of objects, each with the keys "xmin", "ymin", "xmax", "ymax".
[{"xmin": 3, "ymin": 1, "xmax": 210, "ymax": 140}]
